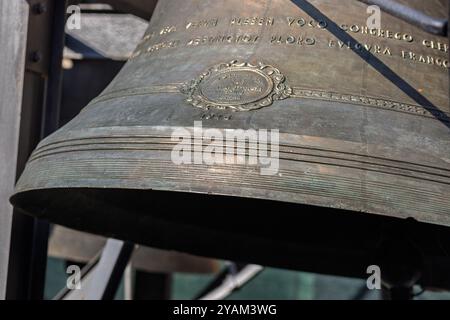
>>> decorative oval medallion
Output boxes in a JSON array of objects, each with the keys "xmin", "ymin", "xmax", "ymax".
[
  {"xmin": 180, "ymin": 60, "xmax": 292, "ymax": 111},
  {"xmin": 200, "ymin": 68, "xmax": 273, "ymax": 106}
]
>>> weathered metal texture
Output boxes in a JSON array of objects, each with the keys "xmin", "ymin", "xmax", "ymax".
[
  {"xmin": 64, "ymin": 13, "xmax": 148, "ymax": 60},
  {"xmin": 48, "ymin": 226, "xmax": 220, "ymax": 274},
  {"xmin": 10, "ymin": 0, "xmax": 450, "ymax": 285},
  {"xmin": 0, "ymin": 0, "xmax": 29, "ymax": 300}
]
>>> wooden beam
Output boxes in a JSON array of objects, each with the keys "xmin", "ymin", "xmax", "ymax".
[{"xmin": 0, "ymin": 1, "xmax": 29, "ymax": 299}]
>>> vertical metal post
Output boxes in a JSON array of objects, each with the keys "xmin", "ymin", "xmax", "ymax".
[
  {"xmin": 6, "ymin": 0, "xmax": 67, "ymax": 300},
  {"xmin": 0, "ymin": 1, "xmax": 30, "ymax": 300}
]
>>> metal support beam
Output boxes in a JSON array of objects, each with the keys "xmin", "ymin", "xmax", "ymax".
[
  {"xmin": 0, "ymin": 0, "xmax": 30, "ymax": 300},
  {"xmin": 57, "ymin": 239, "xmax": 134, "ymax": 300},
  {"xmin": 358, "ymin": 0, "xmax": 448, "ymax": 36},
  {"xmin": 196, "ymin": 263, "xmax": 264, "ymax": 300},
  {"xmin": 6, "ymin": 0, "xmax": 67, "ymax": 300}
]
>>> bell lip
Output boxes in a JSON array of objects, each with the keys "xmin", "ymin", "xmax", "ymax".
[
  {"xmin": 10, "ymin": 186, "xmax": 450, "ymax": 290},
  {"xmin": 10, "ymin": 182, "xmax": 450, "ymax": 230}
]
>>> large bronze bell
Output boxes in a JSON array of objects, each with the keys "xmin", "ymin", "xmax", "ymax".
[{"xmin": 11, "ymin": 0, "xmax": 450, "ymax": 285}]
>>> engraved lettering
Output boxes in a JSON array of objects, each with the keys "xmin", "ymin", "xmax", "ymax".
[
  {"xmin": 331, "ymin": 39, "xmax": 391, "ymax": 56},
  {"xmin": 287, "ymin": 17, "xmax": 296, "ymax": 26},
  {"xmin": 186, "ymin": 19, "xmax": 218, "ymax": 29},
  {"xmin": 341, "ymin": 25, "xmax": 414, "ymax": 42},
  {"xmin": 287, "ymin": 17, "xmax": 327, "ymax": 29},
  {"xmin": 230, "ymin": 17, "xmax": 274, "ymax": 26},
  {"xmin": 187, "ymin": 34, "xmax": 259, "ymax": 46},
  {"xmin": 350, "ymin": 25, "xmax": 360, "ymax": 32},
  {"xmin": 401, "ymin": 50, "xmax": 449, "ymax": 68},
  {"xmin": 422, "ymin": 39, "xmax": 448, "ymax": 53},
  {"xmin": 271, "ymin": 35, "xmax": 316, "ymax": 46},
  {"xmin": 145, "ymin": 40, "xmax": 179, "ymax": 54},
  {"xmin": 160, "ymin": 25, "xmax": 176, "ymax": 35}
]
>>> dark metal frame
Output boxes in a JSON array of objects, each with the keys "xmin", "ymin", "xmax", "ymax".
[{"xmin": 5, "ymin": 0, "xmax": 67, "ymax": 300}]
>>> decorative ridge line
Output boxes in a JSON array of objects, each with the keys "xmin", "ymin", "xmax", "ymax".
[
  {"xmin": 18, "ymin": 159, "xmax": 450, "ymax": 214},
  {"xmin": 26, "ymin": 145, "xmax": 450, "ymax": 186},
  {"xmin": 31, "ymin": 135, "xmax": 450, "ymax": 175},
  {"xmin": 290, "ymin": 88, "xmax": 450, "ymax": 122},
  {"xmin": 21, "ymin": 157, "xmax": 449, "ymax": 197},
  {"xmin": 27, "ymin": 148, "xmax": 450, "ymax": 186},
  {"xmin": 86, "ymin": 84, "xmax": 450, "ymax": 122}
]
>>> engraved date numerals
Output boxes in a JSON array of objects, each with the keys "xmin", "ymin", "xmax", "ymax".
[{"xmin": 200, "ymin": 112, "xmax": 232, "ymax": 121}]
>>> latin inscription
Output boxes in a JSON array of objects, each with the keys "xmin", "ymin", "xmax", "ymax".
[
  {"xmin": 130, "ymin": 16, "xmax": 449, "ymax": 69},
  {"xmin": 287, "ymin": 17, "xmax": 327, "ymax": 29},
  {"xmin": 271, "ymin": 35, "xmax": 316, "ymax": 45},
  {"xmin": 186, "ymin": 19, "xmax": 218, "ymax": 29},
  {"xmin": 187, "ymin": 34, "xmax": 259, "ymax": 46},
  {"xmin": 328, "ymin": 39, "xmax": 392, "ymax": 56},
  {"xmin": 339, "ymin": 24, "xmax": 414, "ymax": 42},
  {"xmin": 401, "ymin": 51, "xmax": 449, "ymax": 68},
  {"xmin": 230, "ymin": 17, "xmax": 274, "ymax": 26},
  {"xmin": 422, "ymin": 39, "xmax": 448, "ymax": 53}
]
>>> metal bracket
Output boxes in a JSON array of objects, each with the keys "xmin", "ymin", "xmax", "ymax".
[{"xmin": 25, "ymin": 0, "xmax": 55, "ymax": 75}]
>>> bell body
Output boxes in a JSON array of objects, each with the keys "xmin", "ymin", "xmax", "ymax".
[{"xmin": 12, "ymin": 0, "xmax": 450, "ymax": 277}]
